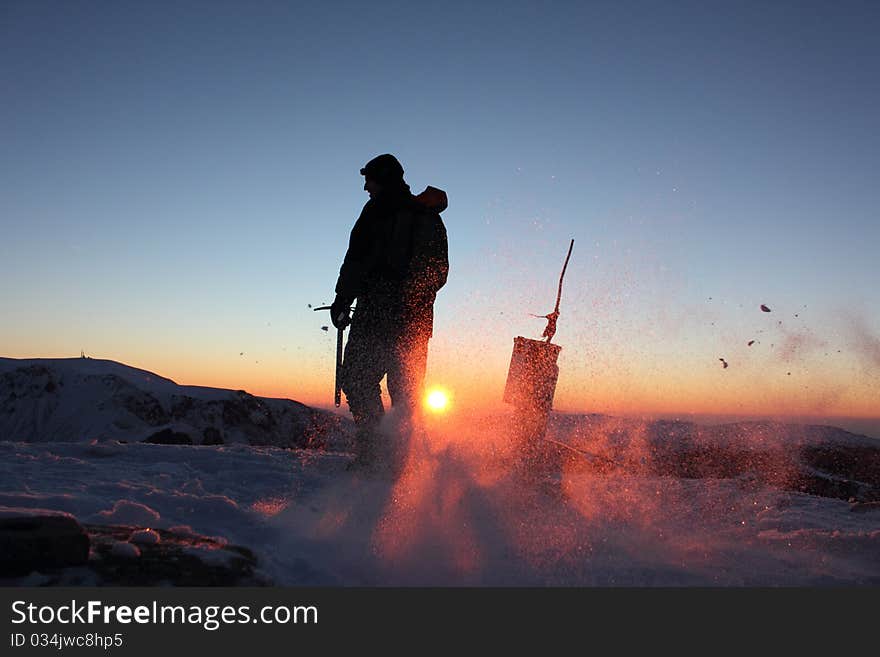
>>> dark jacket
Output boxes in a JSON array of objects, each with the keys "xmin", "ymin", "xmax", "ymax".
[{"xmin": 335, "ymin": 184, "xmax": 448, "ymax": 336}]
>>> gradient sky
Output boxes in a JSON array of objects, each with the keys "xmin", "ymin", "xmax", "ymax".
[{"xmin": 2, "ymin": 1, "xmax": 878, "ymax": 420}]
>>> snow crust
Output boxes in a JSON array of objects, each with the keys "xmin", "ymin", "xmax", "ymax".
[{"xmin": 1, "ymin": 429, "xmax": 878, "ymax": 585}]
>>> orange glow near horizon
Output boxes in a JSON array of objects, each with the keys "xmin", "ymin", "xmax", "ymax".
[
  {"xmin": 10, "ymin": 335, "xmax": 877, "ymax": 422},
  {"xmin": 136, "ymin": 356, "xmax": 880, "ymax": 422}
]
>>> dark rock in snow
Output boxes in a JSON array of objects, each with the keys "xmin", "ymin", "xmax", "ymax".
[
  {"xmin": 0, "ymin": 513, "xmax": 90, "ymax": 577},
  {"xmin": 802, "ymin": 444, "xmax": 880, "ymax": 490},
  {"xmin": 851, "ymin": 501, "xmax": 880, "ymax": 513},
  {"xmin": 1, "ymin": 365, "xmax": 58, "ymax": 400},
  {"xmin": 3, "ymin": 523, "xmax": 271, "ymax": 586},
  {"xmin": 82, "ymin": 524, "xmax": 269, "ymax": 586},
  {"xmin": 171, "ymin": 394, "xmax": 195, "ymax": 417},
  {"xmin": 144, "ymin": 428, "xmax": 193, "ymax": 445},
  {"xmin": 112, "ymin": 385, "xmax": 168, "ymax": 426},
  {"xmin": 202, "ymin": 426, "xmax": 224, "ymax": 445},
  {"xmin": 222, "ymin": 391, "xmax": 276, "ymax": 430}
]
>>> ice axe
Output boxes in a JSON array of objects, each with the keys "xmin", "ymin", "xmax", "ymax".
[{"xmin": 313, "ymin": 304, "xmax": 350, "ymax": 407}]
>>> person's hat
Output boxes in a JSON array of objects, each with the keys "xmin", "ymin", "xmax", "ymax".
[{"xmin": 360, "ymin": 154, "xmax": 404, "ymax": 183}]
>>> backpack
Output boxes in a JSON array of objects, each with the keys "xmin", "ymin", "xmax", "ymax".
[{"xmin": 383, "ymin": 192, "xmax": 448, "ymax": 296}]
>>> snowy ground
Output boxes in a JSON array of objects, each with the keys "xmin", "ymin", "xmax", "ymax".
[{"xmin": 3, "ymin": 413, "xmax": 879, "ymax": 586}]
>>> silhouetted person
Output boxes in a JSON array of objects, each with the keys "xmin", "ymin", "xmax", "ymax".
[{"xmin": 330, "ymin": 154, "xmax": 448, "ymax": 469}]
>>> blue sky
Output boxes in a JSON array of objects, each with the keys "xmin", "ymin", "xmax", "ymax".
[{"xmin": 2, "ymin": 1, "xmax": 878, "ymax": 416}]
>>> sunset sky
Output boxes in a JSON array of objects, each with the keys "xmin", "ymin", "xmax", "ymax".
[{"xmin": 2, "ymin": 1, "xmax": 878, "ymax": 421}]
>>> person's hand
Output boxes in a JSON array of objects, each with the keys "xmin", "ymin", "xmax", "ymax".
[{"xmin": 330, "ymin": 296, "xmax": 352, "ymax": 329}]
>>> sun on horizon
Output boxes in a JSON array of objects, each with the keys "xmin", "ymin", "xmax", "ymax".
[{"xmin": 425, "ymin": 387, "xmax": 451, "ymax": 414}]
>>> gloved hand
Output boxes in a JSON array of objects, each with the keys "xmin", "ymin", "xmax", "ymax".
[{"xmin": 330, "ymin": 296, "xmax": 352, "ymax": 329}]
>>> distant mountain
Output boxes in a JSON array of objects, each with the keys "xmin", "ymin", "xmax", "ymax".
[
  {"xmin": 544, "ymin": 413, "xmax": 880, "ymax": 502},
  {"xmin": 0, "ymin": 357, "xmax": 351, "ymax": 450},
  {"xmin": 547, "ymin": 412, "xmax": 879, "ymax": 450}
]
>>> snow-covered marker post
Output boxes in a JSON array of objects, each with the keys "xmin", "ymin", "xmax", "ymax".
[{"xmin": 503, "ymin": 239, "xmax": 574, "ymax": 463}]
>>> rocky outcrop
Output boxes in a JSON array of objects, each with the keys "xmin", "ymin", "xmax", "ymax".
[
  {"xmin": 110, "ymin": 378, "xmax": 169, "ymax": 426},
  {"xmin": 2, "ymin": 520, "xmax": 269, "ymax": 586},
  {"xmin": 802, "ymin": 443, "xmax": 880, "ymax": 488},
  {"xmin": 202, "ymin": 427, "xmax": 224, "ymax": 445},
  {"xmin": 82, "ymin": 524, "xmax": 268, "ymax": 586},
  {"xmin": 0, "ymin": 365, "xmax": 61, "ymax": 400},
  {"xmin": 0, "ymin": 366, "xmax": 62, "ymax": 441},
  {"xmin": 165, "ymin": 390, "xmax": 349, "ymax": 450},
  {"xmin": 0, "ymin": 513, "xmax": 89, "ymax": 577},
  {"xmin": 144, "ymin": 428, "xmax": 194, "ymax": 445}
]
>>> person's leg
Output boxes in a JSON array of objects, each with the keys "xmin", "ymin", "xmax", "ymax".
[
  {"xmin": 383, "ymin": 327, "xmax": 427, "ymax": 475},
  {"xmin": 387, "ymin": 326, "xmax": 429, "ymax": 418},
  {"xmin": 341, "ymin": 322, "xmax": 388, "ymax": 464}
]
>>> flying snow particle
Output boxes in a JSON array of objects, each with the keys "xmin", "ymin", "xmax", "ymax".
[{"xmin": 761, "ymin": 304, "xmax": 771, "ymax": 312}]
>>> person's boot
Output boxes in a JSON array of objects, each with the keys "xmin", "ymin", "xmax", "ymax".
[{"xmin": 347, "ymin": 420, "xmax": 382, "ymax": 472}]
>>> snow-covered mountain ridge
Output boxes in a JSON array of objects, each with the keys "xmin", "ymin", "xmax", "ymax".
[{"xmin": 0, "ymin": 357, "xmax": 350, "ymax": 450}]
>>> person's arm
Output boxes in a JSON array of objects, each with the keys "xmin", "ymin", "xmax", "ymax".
[{"xmin": 334, "ymin": 202, "xmax": 374, "ymax": 304}]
